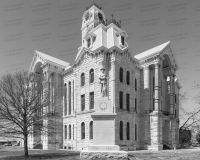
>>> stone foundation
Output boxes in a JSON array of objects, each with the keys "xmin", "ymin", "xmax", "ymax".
[{"xmin": 147, "ymin": 144, "xmax": 163, "ymax": 151}]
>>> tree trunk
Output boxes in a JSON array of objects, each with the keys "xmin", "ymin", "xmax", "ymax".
[{"xmin": 24, "ymin": 134, "xmax": 29, "ymax": 158}]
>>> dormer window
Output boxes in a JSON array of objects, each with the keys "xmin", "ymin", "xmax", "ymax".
[
  {"xmin": 84, "ymin": 32, "xmax": 96, "ymax": 49},
  {"xmin": 115, "ymin": 30, "xmax": 128, "ymax": 49},
  {"xmin": 121, "ymin": 36, "xmax": 125, "ymax": 46},
  {"xmin": 87, "ymin": 38, "xmax": 91, "ymax": 48}
]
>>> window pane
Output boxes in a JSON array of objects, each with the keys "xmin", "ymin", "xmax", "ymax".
[
  {"xmin": 90, "ymin": 92, "xmax": 94, "ymax": 109},
  {"xmin": 90, "ymin": 69, "xmax": 94, "ymax": 83},
  {"xmin": 81, "ymin": 73, "xmax": 85, "ymax": 86},
  {"xmin": 119, "ymin": 91, "xmax": 123, "ymax": 109},
  {"xmin": 120, "ymin": 68, "xmax": 123, "ymax": 82},
  {"xmin": 69, "ymin": 82, "xmax": 71, "ymax": 115},
  {"xmin": 81, "ymin": 95, "xmax": 85, "ymax": 111},
  {"xmin": 135, "ymin": 78, "xmax": 137, "ymax": 91},
  {"xmin": 69, "ymin": 125, "xmax": 71, "ymax": 140},
  {"xmin": 81, "ymin": 123, "xmax": 85, "ymax": 139},
  {"xmin": 120, "ymin": 121, "xmax": 123, "ymax": 140},
  {"xmin": 90, "ymin": 121, "xmax": 93, "ymax": 139},
  {"xmin": 121, "ymin": 36, "xmax": 125, "ymax": 46},
  {"xmin": 126, "ymin": 71, "xmax": 130, "ymax": 85},
  {"xmin": 127, "ymin": 122, "xmax": 130, "ymax": 140},
  {"xmin": 65, "ymin": 125, "xmax": 67, "ymax": 140},
  {"xmin": 126, "ymin": 94, "xmax": 130, "ymax": 111},
  {"xmin": 135, "ymin": 124, "xmax": 137, "ymax": 140}
]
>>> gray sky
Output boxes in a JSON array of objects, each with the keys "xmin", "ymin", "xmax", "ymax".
[{"xmin": 0, "ymin": 0, "xmax": 200, "ymax": 125}]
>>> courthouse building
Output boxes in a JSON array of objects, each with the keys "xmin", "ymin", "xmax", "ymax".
[{"xmin": 29, "ymin": 4, "xmax": 181, "ymax": 151}]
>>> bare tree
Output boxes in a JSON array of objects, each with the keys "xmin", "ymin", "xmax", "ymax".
[
  {"xmin": 0, "ymin": 71, "xmax": 62, "ymax": 158},
  {"xmin": 179, "ymin": 89, "xmax": 200, "ymax": 132}
]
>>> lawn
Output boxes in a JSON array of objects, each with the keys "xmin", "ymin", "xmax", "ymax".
[{"xmin": 0, "ymin": 146, "xmax": 200, "ymax": 160}]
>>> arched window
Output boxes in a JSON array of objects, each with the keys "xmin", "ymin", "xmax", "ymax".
[
  {"xmin": 89, "ymin": 69, "xmax": 94, "ymax": 83},
  {"xmin": 69, "ymin": 82, "xmax": 71, "ymax": 115},
  {"xmin": 135, "ymin": 78, "xmax": 137, "ymax": 91},
  {"xmin": 81, "ymin": 122, "xmax": 85, "ymax": 139},
  {"xmin": 81, "ymin": 73, "xmax": 85, "ymax": 86},
  {"xmin": 119, "ymin": 67, "xmax": 123, "ymax": 82},
  {"xmin": 69, "ymin": 125, "xmax": 71, "ymax": 140},
  {"xmin": 120, "ymin": 121, "xmax": 123, "ymax": 140},
  {"xmin": 89, "ymin": 121, "xmax": 93, "ymax": 139},
  {"xmin": 126, "ymin": 71, "xmax": 130, "ymax": 85},
  {"xmin": 65, "ymin": 125, "xmax": 67, "ymax": 140},
  {"xmin": 126, "ymin": 122, "xmax": 130, "ymax": 140}
]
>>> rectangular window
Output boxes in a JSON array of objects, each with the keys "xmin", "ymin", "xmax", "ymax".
[
  {"xmin": 69, "ymin": 125, "xmax": 71, "ymax": 140},
  {"xmin": 81, "ymin": 94, "xmax": 85, "ymax": 111},
  {"xmin": 64, "ymin": 84, "xmax": 67, "ymax": 115},
  {"xmin": 135, "ymin": 98, "xmax": 137, "ymax": 113},
  {"xmin": 119, "ymin": 91, "xmax": 123, "ymax": 109},
  {"xmin": 90, "ymin": 92, "xmax": 94, "ymax": 109},
  {"xmin": 135, "ymin": 78, "xmax": 137, "ymax": 91},
  {"xmin": 135, "ymin": 124, "xmax": 137, "ymax": 140},
  {"xmin": 73, "ymin": 125, "xmax": 74, "ymax": 140},
  {"xmin": 126, "ymin": 93, "xmax": 130, "ymax": 111},
  {"xmin": 175, "ymin": 94, "xmax": 177, "ymax": 104},
  {"xmin": 153, "ymin": 98, "xmax": 155, "ymax": 111}
]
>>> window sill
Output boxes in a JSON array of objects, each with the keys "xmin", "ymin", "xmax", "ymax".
[
  {"xmin": 76, "ymin": 109, "xmax": 95, "ymax": 115},
  {"xmin": 63, "ymin": 114, "xmax": 74, "ymax": 118}
]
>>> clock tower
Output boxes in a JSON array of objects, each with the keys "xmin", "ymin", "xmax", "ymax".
[{"xmin": 81, "ymin": 4, "xmax": 105, "ymax": 47}]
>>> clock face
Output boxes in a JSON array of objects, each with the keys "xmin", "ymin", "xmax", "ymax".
[
  {"xmin": 85, "ymin": 13, "xmax": 90, "ymax": 21},
  {"xmin": 84, "ymin": 12, "xmax": 92, "ymax": 23}
]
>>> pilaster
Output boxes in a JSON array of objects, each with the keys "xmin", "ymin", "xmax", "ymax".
[{"xmin": 111, "ymin": 61, "xmax": 116, "ymax": 113}]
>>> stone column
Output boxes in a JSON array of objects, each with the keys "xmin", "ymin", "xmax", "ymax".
[
  {"xmin": 148, "ymin": 63, "xmax": 163, "ymax": 151},
  {"xmin": 42, "ymin": 71, "xmax": 51, "ymax": 150},
  {"xmin": 170, "ymin": 74, "xmax": 175, "ymax": 115},
  {"xmin": 169, "ymin": 73, "xmax": 176, "ymax": 149},
  {"xmin": 144, "ymin": 66, "xmax": 150, "ymax": 89},
  {"xmin": 154, "ymin": 63, "xmax": 160, "ymax": 111},
  {"xmin": 144, "ymin": 65, "xmax": 150, "ymax": 148}
]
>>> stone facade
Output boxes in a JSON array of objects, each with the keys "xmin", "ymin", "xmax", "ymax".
[{"xmin": 29, "ymin": 3, "xmax": 181, "ymax": 151}]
